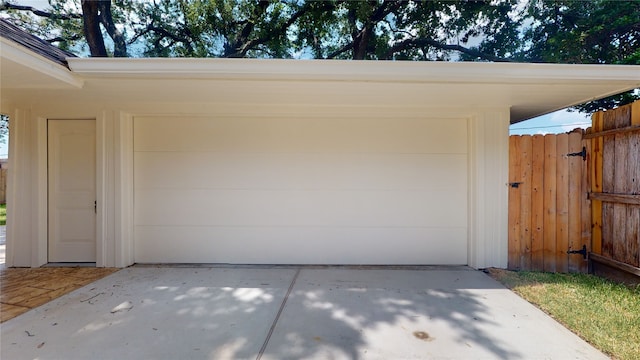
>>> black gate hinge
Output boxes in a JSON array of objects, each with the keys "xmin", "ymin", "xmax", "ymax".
[
  {"xmin": 567, "ymin": 245, "xmax": 587, "ymax": 260},
  {"xmin": 566, "ymin": 146, "xmax": 586, "ymax": 161}
]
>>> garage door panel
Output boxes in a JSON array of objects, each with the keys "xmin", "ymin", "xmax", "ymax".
[
  {"xmin": 135, "ymin": 189, "xmax": 466, "ymax": 228},
  {"xmin": 135, "ymin": 152, "xmax": 466, "ymax": 191},
  {"xmin": 134, "ymin": 116, "xmax": 467, "ymax": 154},
  {"xmin": 134, "ymin": 115, "xmax": 468, "ymax": 264},
  {"xmin": 135, "ymin": 226, "xmax": 467, "ymax": 265}
]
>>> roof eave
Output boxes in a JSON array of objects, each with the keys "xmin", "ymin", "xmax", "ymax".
[
  {"xmin": 1, "ymin": 37, "xmax": 84, "ymax": 89},
  {"xmin": 67, "ymin": 58, "xmax": 640, "ymax": 85}
]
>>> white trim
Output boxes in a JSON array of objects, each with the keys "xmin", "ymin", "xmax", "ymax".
[
  {"xmin": 1, "ymin": 37, "xmax": 83, "ymax": 88},
  {"xmin": 7, "ymin": 108, "xmax": 37, "ymax": 267},
  {"xmin": 467, "ymin": 116, "xmax": 478, "ymax": 268},
  {"xmin": 96, "ymin": 112, "xmax": 107, "ymax": 267},
  {"xmin": 35, "ymin": 117, "xmax": 48, "ymax": 267},
  {"xmin": 114, "ymin": 112, "xmax": 134, "ymax": 267},
  {"xmin": 5, "ymin": 108, "xmax": 21, "ymax": 267},
  {"xmin": 67, "ymin": 58, "xmax": 640, "ymax": 84}
]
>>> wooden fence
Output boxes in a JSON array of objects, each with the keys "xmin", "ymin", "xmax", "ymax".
[
  {"xmin": 0, "ymin": 160, "xmax": 6, "ymax": 204},
  {"xmin": 586, "ymin": 102, "xmax": 640, "ymax": 274},
  {"xmin": 509, "ymin": 100, "xmax": 640, "ymax": 277},
  {"xmin": 508, "ymin": 130, "xmax": 590, "ymax": 272}
]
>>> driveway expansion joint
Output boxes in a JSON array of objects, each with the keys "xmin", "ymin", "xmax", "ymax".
[{"xmin": 256, "ymin": 267, "xmax": 300, "ymax": 360}]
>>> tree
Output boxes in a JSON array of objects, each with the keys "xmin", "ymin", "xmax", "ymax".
[
  {"xmin": 80, "ymin": 0, "xmax": 126, "ymax": 57},
  {"xmin": 0, "ymin": 115, "xmax": 8, "ymax": 145},
  {"xmin": 475, "ymin": 0, "xmax": 640, "ymax": 112},
  {"xmin": 1, "ymin": 0, "xmax": 127, "ymax": 56},
  {"xmin": 526, "ymin": 0, "xmax": 640, "ymax": 112},
  {"xmin": 1, "ymin": 0, "xmax": 512, "ymax": 60},
  {"xmin": 1, "ymin": 0, "xmax": 638, "ymax": 111}
]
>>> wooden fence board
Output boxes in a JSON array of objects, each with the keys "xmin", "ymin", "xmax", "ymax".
[
  {"xmin": 555, "ymin": 133, "xmax": 569, "ymax": 273},
  {"xmin": 543, "ymin": 135, "xmax": 558, "ymax": 272},
  {"xmin": 616, "ymin": 105, "xmax": 631, "ymax": 128},
  {"xmin": 591, "ymin": 112, "xmax": 604, "ymax": 255},
  {"xmin": 626, "ymin": 206, "xmax": 639, "ymax": 267},
  {"xmin": 568, "ymin": 131, "xmax": 584, "ymax": 272},
  {"xmin": 629, "ymin": 122, "xmax": 640, "ymax": 267},
  {"xmin": 590, "ymin": 193, "xmax": 640, "ymax": 205},
  {"xmin": 629, "ymin": 129, "xmax": 640, "ymax": 195},
  {"xmin": 0, "ymin": 168, "xmax": 6, "ymax": 204},
  {"xmin": 633, "ymin": 101, "xmax": 640, "ymax": 126},
  {"xmin": 519, "ymin": 136, "xmax": 533, "ymax": 270},
  {"xmin": 583, "ymin": 125, "xmax": 640, "ymax": 139},
  {"xmin": 602, "ymin": 110, "xmax": 616, "ymax": 259},
  {"xmin": 628, "ymin": 106, "xmax": 640, "ymax": 267},
  {"xmin": 508, "ymin": 136, "xmax": 522, "ymax": 269},
  {"xmin": 580, "ymin": 138, "xmax": 591, "ymax": 273},
  {"xmin": 531, "ymin": 135, "xmax": 545, "ymax": 270},
  {"xmin": 603, "ymin": 108, "xmax": 618, "ymax": 130},
  {"xmin": 613, "ymin": 129, "xmax": 629, "ymax": 263}
]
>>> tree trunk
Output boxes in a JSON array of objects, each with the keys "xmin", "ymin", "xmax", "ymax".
[
  {"xmin": 98, "ymin": 1, "xmax": 126, "ymax": 57},
  {"xmin": 352, "ymin": 27, "xmax": 371, "ymax": 60},
  {"xmin": 81, "ymin": 0, "xmax": 107, "ymax": 57}
]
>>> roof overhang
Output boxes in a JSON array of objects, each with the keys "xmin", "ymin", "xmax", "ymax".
[
  {"xmin": 0, "ymin": 37, "xmax": 83, "ymax": 90},
  {"xmin": 3, "ymin": 50, "xmax": 639, "ymax": 123}
]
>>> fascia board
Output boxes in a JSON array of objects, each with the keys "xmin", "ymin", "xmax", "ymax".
[
  {"xmin": 67, "ymin": 58, "xmax": 640, "ymax": 85},
  {"xmin": 0, "ymin": 37, "xmax": 83, "ymax": 88}
]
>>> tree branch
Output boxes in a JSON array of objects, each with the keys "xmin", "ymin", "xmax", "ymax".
[
  {"xmin": 0, "ymin": 2, "xmax": 82, "ymax": 20},
  {"xmin": 235, "ymin": 1, "xmax": 315, "ymax": 58},
  {"xmin": 46, "ymin": 34, "xmax": 83, "ymax": 43},
  {"xmin": 224, "ymin": 1, "xmax": 270, "ymax": 57},
  {"xmin": 143, "ymin": 23, "xmax": 193, "ymax": 52},
  {"xmin": 326, "ymin": 43, "xmax": 354, "ymax": 59},
  {"xmin": 384, "ymin": 37, "xmax": 512, "ymax": 62},
  {"xmin": 350, "ymin": 0, "xmax": 404, "ymax": 59}
]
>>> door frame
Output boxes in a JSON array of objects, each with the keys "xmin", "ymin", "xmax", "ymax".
[{"xmin": 34, "ymin": 116, "xmax": 105, "ymax": 267}]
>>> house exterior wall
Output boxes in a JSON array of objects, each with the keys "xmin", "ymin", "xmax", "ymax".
[{"xmin": 3, "ymin": 100, "xmax": 509, "ymax": 269}]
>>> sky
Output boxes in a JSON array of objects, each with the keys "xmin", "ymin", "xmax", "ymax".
[{"xmin": 509, "ymin": 109, "xmax": 592, "ymax": 136}]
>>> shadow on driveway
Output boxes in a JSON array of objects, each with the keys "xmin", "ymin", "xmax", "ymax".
[{"xmin": 1, "ymin": 266, "xmax": 606, "ymax": 360}]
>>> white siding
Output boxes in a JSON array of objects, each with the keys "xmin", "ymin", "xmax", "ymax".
[{"xmin": 133, "ymin": 115, "xmax": 468, "ymax": 264}]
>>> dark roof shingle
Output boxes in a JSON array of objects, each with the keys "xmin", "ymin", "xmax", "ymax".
[{"xmin": 0, "ymin": 18, "xmax": 77, "ymax": 68}]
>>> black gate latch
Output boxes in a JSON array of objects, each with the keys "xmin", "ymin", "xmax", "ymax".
[
  {"xmin": 567, "ymin": 245, "xmax": 587, "ymax": 260},
  {"xmin": 567, "ymin": 146, "xmax": 586, "ymax": 161}
]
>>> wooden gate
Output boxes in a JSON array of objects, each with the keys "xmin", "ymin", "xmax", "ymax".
[
  {"xmin": 586, "ymin": 102, "xmax": 640, "ymax": 278},
  {"xmin": 509, "ymin": 100, "xmax": 640, "ymax": 278},
  {"xmin": 508, "ymin": 131, "xmax": 590, "ymax": 272}
]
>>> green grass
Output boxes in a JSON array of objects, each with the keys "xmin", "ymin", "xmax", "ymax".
[
  {"xmin": 0, "ymin": 203, "xmax": 5, "ymax": 226},
  {"xmin": 487, "ymin": 268, "xmax": 640, "ymax": 360}
]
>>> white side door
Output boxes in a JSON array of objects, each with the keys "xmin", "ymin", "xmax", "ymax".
[{"xmin": 48, "ymin": 119, "xmax": 96, "ymax": 262}]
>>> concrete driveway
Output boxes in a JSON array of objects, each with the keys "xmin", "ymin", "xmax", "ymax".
[{"xmin": 1, "ymin": 266, "xmax": 606, "ymax": 359}]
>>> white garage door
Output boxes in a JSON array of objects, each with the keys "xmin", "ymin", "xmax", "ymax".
[{"xmin": 133, "ymin": 116, "xmax": 468, "ymax": 264}]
